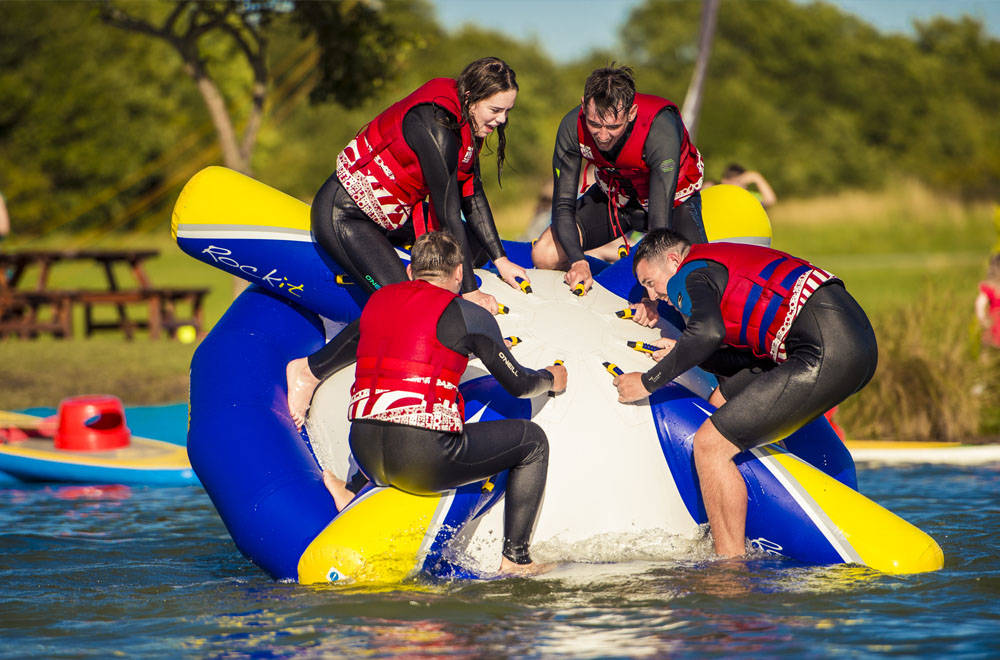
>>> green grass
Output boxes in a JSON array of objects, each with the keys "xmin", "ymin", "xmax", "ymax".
[
  {"xmin": 3, "ymin": 183, "xmax": 998, "ymax": 441},
  {"xmin": 1, "ymin": 227, "xmax": 230, "ymax": 409}
]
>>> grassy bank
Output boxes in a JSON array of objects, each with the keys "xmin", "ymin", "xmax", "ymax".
[{"xmin": 2, "ymin": 183, "xmax": 997, "ymax": 440}]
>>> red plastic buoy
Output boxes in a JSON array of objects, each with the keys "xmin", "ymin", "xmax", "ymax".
[{"xmin": 53, "ymin": 395, "xmax": 131, "ymax": 451}]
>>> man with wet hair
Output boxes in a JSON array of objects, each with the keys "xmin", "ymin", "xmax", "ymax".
[
  {"xmin": 531, "ymin": 64, "xmax": 706, "ymax": 297},
  {"xmin": 614, "ymin": 228, "xmax": 878, "ymax": 558}
]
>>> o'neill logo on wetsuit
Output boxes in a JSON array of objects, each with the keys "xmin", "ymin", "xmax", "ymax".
[
  {"xmin": 497, "ymin": 351, "xmax": 519, "ymax": 377},
  {"xmin": 579, "ymin": 144, "xmax": 594, "ymax": 160},
  {"xmin": 461, "ymin": 146, "xmax": 474, "ymax": 164}
]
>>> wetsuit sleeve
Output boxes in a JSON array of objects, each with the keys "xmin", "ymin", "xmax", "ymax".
[
  {"xmin": 307, "ymin": 319, "xmax": 361, "ymax": 379},
  {"xmin": 402, "ymin": 104, "xmax": 478, "ymax": 293},
  {"xmin": 461, "ymin": 176, "xmax": 506, "ymax": 263},
  {"xmin": 438, "ymin": 299, "xmax": 554, "ymax": 397},
  {"xmin": 550, "ymin": 107, "xmax": 587, "ymax": 264},
  {"xmin": 643, "ymin": 108, "xmax": 684, "ymax": 234},
  {"xmin": 641, "ymin": 262, "xmax": 729, "ymax": 393}
]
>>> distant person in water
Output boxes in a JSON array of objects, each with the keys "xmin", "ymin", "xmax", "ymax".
[
  {"xmin": 975, "ymin": 253, "xmax": 1000, "ymax": 350},
  {"xmin": 530, "ymin": 64, "xmax": 706, "ymax": 296},
  {"xmin": 311, "ymin": 56, "xmax": 529, "ymax": 315},
  {"xmin": 720, "ymin": 163, "xmax": 777, "ymax": 209},
  {"xmin": 287, "ymin": 232, "xmax": 566, "ymax": 576}
]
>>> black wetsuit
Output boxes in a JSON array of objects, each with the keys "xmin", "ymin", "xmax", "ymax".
[
  {"xmin": 312, "ymin": 104, "xmax": 507, "ymax": 295},
  {"xmin": 309, "ymin": 296, "xmax": 554, "ymax": 565},
  {"xmin": 642, "ymin": 262, "xmax": 878, "ymax": 451},
  {"xmin": 550, "ymin": 106, "xmax": 707, "ymax": 264}
]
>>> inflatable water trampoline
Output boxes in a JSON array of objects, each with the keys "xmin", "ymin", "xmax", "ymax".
[{"xmin": 174, "ymin": 167, "xmax": 943, "ymax": 584}]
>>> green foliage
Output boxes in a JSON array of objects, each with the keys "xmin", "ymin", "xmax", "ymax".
[
  {"xmin": 292, "ymin": 0, "xmax": 412, "ymax": 108},
  {"xmin": 624, "ymin": 0, "xmax": 1000, "ymax": 198},
  {"xmin": 0, "ymin": 1, "xmax": 203, "ymax": 235},
  {"xmin": 1, "ymin": 0, "xmax": 998, "ymax": 239}
]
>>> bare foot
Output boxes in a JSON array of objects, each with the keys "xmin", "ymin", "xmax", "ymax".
[
  {"xmin": 286, "ymin": 357, "xmax": 321, "ymax": 429},
  {"xmin": 498, "ymin": 556, "xmax": 555, "ymax": 577},
  {"xmin": 323, "ymin": 470, "xmax": 356, "ymax": 511}
]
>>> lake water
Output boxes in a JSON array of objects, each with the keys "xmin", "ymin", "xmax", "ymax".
[{"xmin": 1, "ymin": 409, "xmax": 998, "ymax": 658}]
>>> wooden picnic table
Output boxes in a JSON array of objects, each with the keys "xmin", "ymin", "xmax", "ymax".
[
  {"xmin": 0, "ymin": 248, "xmax": 159, "ymax": 291},
  {"xmin": 0, "ymin": 248, "xmax": 208, "ymax": 340}
]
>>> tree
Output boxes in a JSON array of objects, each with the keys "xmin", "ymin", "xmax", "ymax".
[{"xmin": 99, "ymin": 0, "xmax": 408, "ymax": 176}]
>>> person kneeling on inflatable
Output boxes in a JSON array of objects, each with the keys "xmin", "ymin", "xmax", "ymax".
[
  {"xmin": 614, "ymin": 229, "xmax": 878, "ymax": 558},
  {"xmin": 288, "ymin": 231, "xmax": 567, "ymax": 576}
]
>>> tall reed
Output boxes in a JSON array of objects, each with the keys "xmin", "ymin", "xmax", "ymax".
[{"xmin": 838, "ymin": 284, "xmax": 997, "ymax": 441}]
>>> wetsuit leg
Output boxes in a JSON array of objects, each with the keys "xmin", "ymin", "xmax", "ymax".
[
  {"xmin": 349, "ymin": 418, "xmax": 549, "ymax": 564},
  {"xmin": 311, "ymin": 173, "xmax": 407, "ymax": 295},
  {"xmin": 671, "ymin": 191, "xmax": 708, "ymax": 244},
  {"xmin": 573, "ymin": 184, "xmax": 645, "ymax": 251},
  {"xmin": 711, "ymin": 283, "xmax": 878, "ymax": 450}
]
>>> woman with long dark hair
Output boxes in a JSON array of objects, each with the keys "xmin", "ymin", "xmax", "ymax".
[
  {"xmin": 288, "ymin": 58, "xmax": 528, "ymax": 427},
  {"xmin": 311, "ymin": 56, "xmax": 527, "ymax": 313}
]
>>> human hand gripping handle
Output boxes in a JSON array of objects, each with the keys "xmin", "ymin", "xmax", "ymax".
[
  {"xmin": 565, "ymin": 259, "xmax": 593, "ymax": 296},
  {"xmin": 628, "ymin": 299, "xmax": 659, "ymax": 328},
  {"xmin": 545, "ymin": 360, "xmax": 568, "ymax": 394},
  {"xmin": 494, "ymin": 256, "xmax": 531, "ymax": 293},
  {"xmin": 649, "ymin": 337, "xmax": 676, "ymax": 362},
  {"xmin": 463, "ymin": 289, "xmax": 499, "ymax": 315},
  {"xmin": 605, "ymin": 360, "xmax": 651, "ymax": 403}
]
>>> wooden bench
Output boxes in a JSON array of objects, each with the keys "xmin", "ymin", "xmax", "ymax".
[
  {"xmin": 80, "ymin": 287, "xmax": 210, "ymax": 340},
  {"xmin": 0, "ymin": 291, "xmax": 75, "ymax": 339},
  {"xmin": 0, "ymin": 287, "xmax": 209, "ymax": 340},
  {"xmin": 79, "ymin": 289, "xmax": 163, "ymax": 340},
  {"xmin": 1, "ymin": 249, "xmax": 210, "ymax": 341},
  {"xmin": 158, "ymin": 287, "xmax": 209, "ymax": 339}
]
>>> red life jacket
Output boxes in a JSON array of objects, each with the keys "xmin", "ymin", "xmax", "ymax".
[
  {"xmin": 336, "ymin": 78, "xmax": 478, "ymax": 235},
  {"xmin": 576, "ymin": 93, "xmax": 704, "ymax": 211},
  {"xmin": 675, "ymin": 243, "xmax": 835, "ymax": 362},
  {"xmin": 349, "ymin": 279, "xmax": 469, "ymax": 433}
]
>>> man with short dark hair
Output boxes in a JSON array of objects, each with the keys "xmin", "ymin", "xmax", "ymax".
[
  {"xmin": 287, "ymin": 231, "xmax": 567, "ymax": 575},
  {"xmin": 531, "ymin": 65, "xmax": 706, "ymax": 296},
  {"xmin": 615, "ymin": 229, "xmax": 878, "ymax": 557}
]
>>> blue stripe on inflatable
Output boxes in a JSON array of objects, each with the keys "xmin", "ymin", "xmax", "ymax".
[
  {"xmin": 649, "ymin": 379, "xmax": 861, "ymax": 562},
  {"xmin": 782, "ymin": 420, "xmax": 857, "ymax": 489},
  {"xmin": 593, "ymin": 251, "xmax": 645, "ymax": 302},
  {"xmin": 740, "ymin": 452, "xmax": 847, "ymax": 563},
  {"xmin": 499, "ymin": 240, "xmax": 534, "ymax": 270},
  {"xmin": 421, "ymin": 484, "xmax": 492, "ymax": 580},
  {"xmin": 187, "ymin": 284, "xmax": 338, "ymax": 581},
  {"xmin": 648, "ymin": 384, "xmax": 710, "ymax": 523},
  {"xmin": 498, "ymin": 239, "xmax": 610, "ymax": 279},
  {"xmin": 0, "ymin": 454, "xmax": 197, "ymax": 486},
  {"xmin": 176, "ymin": 235, "xmax": 365, "ymax": 325}
]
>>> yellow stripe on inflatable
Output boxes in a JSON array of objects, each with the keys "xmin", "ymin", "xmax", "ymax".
[
  {"xmin": 170, "ymin": 166, "xmax": 311, "ymax": 239},
  {"xmin": 701, "ymin": 184, "xmax": 773, "ymax": 246},
  {"xmin": 760, "ymin": 446, "xmax": 944, "ymax": 574},
  {"xmin": 297, "ymin": 487, "xmax": 445, "ymax": 585},
  {"xmin": 0, "ymin": 440, "xmax": 191, "ymax": 470}
]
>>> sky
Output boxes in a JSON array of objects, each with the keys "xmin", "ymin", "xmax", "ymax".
[{"xmin": 430, "ymin": 0, "xmax": 1000, "ymax": 63}]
